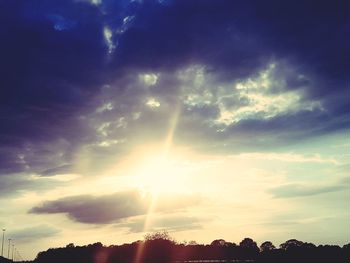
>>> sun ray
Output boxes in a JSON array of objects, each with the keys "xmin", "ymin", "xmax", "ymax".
[{"xmin": 133, "ymin": 104, "xmax": 181, "ymax": 263}]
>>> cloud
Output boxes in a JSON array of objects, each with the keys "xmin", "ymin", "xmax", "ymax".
[
  {"xmin": 117, "ymin": 214, "xmax": 203, "ymax": 233},
  {"xmin": 0, "ymin": 1, "xmax": 106, "ymax": 176},
  {"xmin": 39, "ymin": 164, "xmax": 74, "ymax": 177},
  {"xmin": 112, "ymin": 0, "xmax": 350, "ymax": 147},
  {"xmin": 29, "ymin": 191, "xmax": 202, "ymax": 224},
  {"xmin": 82, "ymin": 60, "xmax": 328, "ymax": 157},
  {"xmin": 9, "ymin": 225, "xmax": 60, "ymax": 242},
  {"xmin": 236, "ymin": 153, "xmax": 340, "ymax": 165},
  {"xmin": 0, "ymin": 174, "xmax": 34, "ymax": 197},
  {"xmin": 0, "ymin": 0, "xmax": 350, "ymax": 181},
  {"xmin": 46, "ymin": 14, "xmax": 77, "ymax": 31},
  {"xmin": 339, "ymin": 176, "xmax": 350, "ymax": 185},
  {"xmin": 0, "ymin": 174, "xmax": 63, "ymax": 198},
  {"xmin": 29, "ymin": 191, "xmax": 147, "ymax": 224},
  {"xmin": 269, "ymin": 183, "xmax": 347, "ymax": 198},
  {"xmin": 0, "ymin": 0, "xmax": 144, "ymax": 177}
]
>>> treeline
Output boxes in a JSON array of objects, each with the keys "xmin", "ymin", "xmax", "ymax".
[
  {"xmin": 0, "ymin": 257, "xmax": 12, "ymax": 263},
  {"xmin": 34, "ymin": 233, "xmax": 350, "ymax": 263}
]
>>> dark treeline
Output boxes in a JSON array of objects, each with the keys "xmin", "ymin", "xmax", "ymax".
[
  {"xmin": 33, "ymin": 233, "xmax": 350, "ymax": 263},
  {"xmin": 0, "ymin": 257, "xmax": 12, "ymax": 263}
]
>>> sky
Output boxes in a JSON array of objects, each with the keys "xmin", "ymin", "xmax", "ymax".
[{"xmin": 1, "ymin": 0, "xmax": 350, "ymax": 260}]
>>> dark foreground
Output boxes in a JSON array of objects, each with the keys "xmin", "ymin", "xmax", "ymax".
[{"xmin": 28, "ymin": 236, "xmax": 350, "ymax": 263}]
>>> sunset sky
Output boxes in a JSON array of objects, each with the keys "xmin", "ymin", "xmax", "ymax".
[{"xmin": 1, "ymin": 0, "xmax": 350, "ymax": 260}]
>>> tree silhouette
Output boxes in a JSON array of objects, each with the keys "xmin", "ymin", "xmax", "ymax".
[
  {"xmin": 239, "ymin": 238, "xmax": 259, "ymax": 259},
  {"xmin": 279, "ymin": 239, "xmax": 304, "ymax": 250},
  {"xmin": 343, "ymin": 243, "xmax": 350, "ymax": 249},
  {"xmin": 32, "ymin": 236, "xmax": 350, "ymax": 263},
  {"xmin": 240, "ymin": 238, "xmax": 258, "ymax": 249},
  {"xmin": 211, "ymin": 239, "xmax": 226, "ymax": 246},
  {"xmin": 144, "ymin": 230, "xmax": 174, "ymax": 242},
  {"xmin": 260, "ymin": 241, "xmax": 276, "ymax": 252},
  {"xmin": 141, "ymin": 231, "xmax": 175, "ymax": 263}
]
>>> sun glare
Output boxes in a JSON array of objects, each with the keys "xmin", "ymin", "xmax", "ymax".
[
  {"xmin": 95, "ymin": 143, "xmax": 198, "ymax": 196},
  {"xmin": 133, "ymin": 149, "xmax": 190, "ymax": 195}
]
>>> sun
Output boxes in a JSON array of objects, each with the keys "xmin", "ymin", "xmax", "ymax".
[
  {"xmin": 118, "ymin": 145, "xmax": 193, "ymax": 195},
  {"xmin": 96, "ymin": 144, "xmax": 198, "ymax": 196},
  {"xmin": 137, "ymin": 155, "xmax": 182, "ymax": 193}
]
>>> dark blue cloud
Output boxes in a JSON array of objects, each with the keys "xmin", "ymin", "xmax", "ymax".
[
  {"xmin": 1, "ymin": 0, "xmax": 350, "ymax": 181},
  {"xmin": 0, "ymin": 1, "xmax": 106, "ymax": 136},
  {"xmin": 46, "ymin": 14, "xmax": 77, "ymax": 31},
  {"xmin": 114, "ymin": 0, "xmax": 269, "ymax": 78},
  {"xmin": 253, "ymin": 1, "xmax": 350, "ymax": 85},
  {"xmin": 0, "ymin": 0, "xmax": 108, "ymax": 175}
]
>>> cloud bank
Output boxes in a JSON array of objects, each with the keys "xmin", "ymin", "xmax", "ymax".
[{"xmin": 30, "ymin": 191, "xmax": 201, "ymax": 224}]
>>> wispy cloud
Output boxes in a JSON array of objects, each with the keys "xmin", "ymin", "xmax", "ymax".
[
  {"xmin": 9, "ymin": 225, "xmax": 60, "ymax": 242},
  {"xmin": 236, "ymin": 153, "xmax": 340, "ymax": 165},
  {"xmin": 269, "ymin": 183, "xmax": 347, "ymax": 198},
  {"xmin": 116, "ymin": 214, "xmax": 203, "ymax": 233}
]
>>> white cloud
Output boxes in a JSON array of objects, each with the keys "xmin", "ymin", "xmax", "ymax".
[
  {"xmin": 132, "ymin": 112, "xmax": 141, "ymax": 120},
  {"xmin": 96, "ymin": 102, "xmax": 114, "ymax": 113},
  {"xmin": 96, "ymin": 122, "xmax": 111, "ymax": 137},
  {"xmin": 103, "ymin": 26, "xmax": 115, "ymax": 54},
  {"xmin": 146, "ymin": 97, "xmax": 161, "ymax": 108},
  {"xmin": 179, "ymin": 66, "xmax": 216, "ymax": 108},
  {"xmin": 75, "ymin": 0, "xmax": 102, "ymax": 6},
  {"xmin": 215, "ymin": 62, "xmax": 323, "ymax": 125},
  {"xmin": 123, "ymin": 16, "xmax": 135, "ymax": 25},
  {"xmin": 91, "ymin": 0, "xmax": 102, "ymax": 5},
  {"xmin": 175, "ymin": 62, "xmax": 322, "ymax": 127},
  {"xmin": 97, "ymin": 139, "xmax": 125, "ymax": 147},
  {"xmin": 139, "ymin": 73, "xmax": 158, "ymax": 86}
]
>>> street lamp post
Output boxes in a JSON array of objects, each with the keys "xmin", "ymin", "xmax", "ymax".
[
  {"xmin": 1, "ymin": 228, "xmax": 5, "ymax": 257},
  {"xmin": 12, "ymin": 244, "xmax": 14, "ymax": 261},
  {"xmin": 8, "ymin": 239, "xmax": 11, "ymax": 259}
]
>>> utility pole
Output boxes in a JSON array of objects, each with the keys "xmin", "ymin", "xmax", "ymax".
[
  {"xmin": 1, "ymin": 228, "xmax": 5, "ymax": 257},
  {"xmin": 12, "ymin": 244, "xmax": 14, "ymax": 261},
  {"xmin": 7, "ymin": 239, "xmax": 11, "ymax": 259}
]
